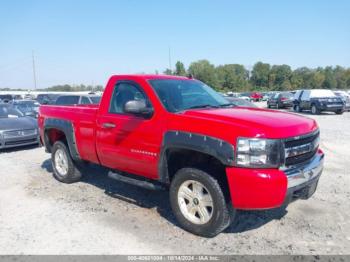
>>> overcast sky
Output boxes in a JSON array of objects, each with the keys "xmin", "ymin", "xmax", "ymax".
[{"xmin": 1, "ymin": 0, "xmax": 349, "ymax": 89}]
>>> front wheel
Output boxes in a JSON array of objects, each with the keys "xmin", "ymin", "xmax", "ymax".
[
  {"xmin": 169, "ymin": 168, "xmax": 234, "ymax": 237},
  {"xmin": 335, "ymin": 109, "xmax": 344, "ymax": 115},
  {"xmin": 294, "ymin": 104, "xmax": 302, "ymax": 112},
  {"xmin": 52, "ymin": 141, "xmax": 82, "ymax": 183}
]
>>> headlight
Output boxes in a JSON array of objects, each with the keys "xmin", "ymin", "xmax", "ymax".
[{"xmin": 236, "ymin": 138, "xmax": 282, "ymax": 168}]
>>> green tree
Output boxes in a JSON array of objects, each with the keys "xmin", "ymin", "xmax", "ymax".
[
  {"xmin": 323, "ymin": 66, "xmax": 337, "ymax": 89},
  {"xmin": 216, "ymin": 64, "xmax": 249, "ymax": 91},
  {"xmin": 251, "ymin": 62, "xmax": 270, "ymax": 88},
  {"xmin": 334, "ymin": 65, "xmax": 347, "ymax": 89},
  {"xmin": 174, "ymin": 61, "xmax": 187, "ymax": 76},
  {"xmin": 188, "ymin": 60, "xmax": 219, "ymax": 89},
  {"xmin": 163, "ymin": 68, "xmax": 173, "ymax": 75},
  {"xmin": 343, "ymin": 69, "xmax": 350, "ymax": 88},
  {"xmin": 270, "ymin": 64, "xmax": 292, "ymax": 90},
  {"xmin": 312, "ymin": 70, "xmax": 325, "ymax": 89}
]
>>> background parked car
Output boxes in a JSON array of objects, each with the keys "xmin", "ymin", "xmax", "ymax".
[
  {"xmin": 0, "ymin": 104, "xmax": 39, "ymax": 149},
  {"xmin": 223, "ymin": 97, "xmax": 257, "ymax": 107},
  {"xmin": 267, "ymin": 92, "xmax": 294, "ymax": 109},
  {"xmin": 250, "ymin": 92, "xmax": 263, "ymax": 101},
  {"xmin": 55, "ymin": 95, "xmax": 102, "ymax": 105},
  {"xmin": 293, "ymin": 89, "xmax": 345, "ymax": 115},
  {"xmin": 9, "ymin": 100, "xmax": 40, "ymax": 118},
  {"xmin": 36, "ymin": 94, "xmax": 61, "ymax": 105},
  {"xmin": 0, "ymin": 94, "xmax": 14, "ymax": 103},
  {"xmin": 334, "ymin": 91, "xmax": 350, "ymax": 111},
  {"xmin": 238, "ymin": 92, "xmax": 252, "ymax": 101},
  {"xmin": 261, "ymin": 92, "xmax": 271, "ymax": 101}
]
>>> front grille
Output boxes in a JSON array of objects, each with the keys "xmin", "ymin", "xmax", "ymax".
[
  {"xmin": 5, "ymin": 138, "xmax": 38, "ymax": 146},
  {"xmin": 3, "ymin": 129, "xmax": 37, "ymax": 138},
  {"xmin": 284, "ymin": 130, "xmax": 320, "ymax": 166}
]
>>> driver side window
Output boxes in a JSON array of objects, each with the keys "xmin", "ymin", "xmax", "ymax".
[
  {"xmin": 301, "ymin": 91, "xmax": 310, "ymax": 101},
  {"xmin": 109, "ymin": 82, "xmax": 149, "ymax": 114}
]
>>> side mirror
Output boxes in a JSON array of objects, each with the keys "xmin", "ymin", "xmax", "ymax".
[{"xmin": 124, "ymin": 100, "xmax": 153, "ymax": 118}]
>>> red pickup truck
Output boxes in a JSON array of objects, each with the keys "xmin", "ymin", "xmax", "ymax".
[{"xmin": 39, "ymin": 75, "xmax": 324, "ymax": 237}]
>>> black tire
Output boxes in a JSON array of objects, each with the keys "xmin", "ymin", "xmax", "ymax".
[
  {"xmin": 335, "ymin": 109, "xmax": 343, "ymax": 115},
  {"xmin": 295, "ymin": 104, "xmax": 302, "ymax": 112},
  {"xmin": 169, "ymin": 168, "xmax": 235, "ymax": 237},
  {"xmin": 51, "ymin": 141, "xmax": 82, "ymax": 183},
  {"xmin": 311, "ymin": 104, "xmax": 319, "ymax": 115},
  {"xmin": 267, "ymin": 103, "xmax": 271, "ymax": 108}
]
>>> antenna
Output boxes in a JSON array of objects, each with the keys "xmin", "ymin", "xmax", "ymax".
[
  {"xmin": 32, "ymin": 50, "xmax": 37, "ymax": 89},
  {"xmin": 168, "ymin": 47, "xmax": 172, "ymax": 72}
]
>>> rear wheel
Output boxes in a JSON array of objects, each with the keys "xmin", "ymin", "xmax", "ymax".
[
  {"xmin": 169, "ymin": 168, "xmax": 235, "ymax": 237},
  {"xmin": 52, "ymin": 141, "xmax": 82, "ymax": 183},
  {"xmin": 311, "ymin": 104, "xmax": 319, "ymax": 115}
]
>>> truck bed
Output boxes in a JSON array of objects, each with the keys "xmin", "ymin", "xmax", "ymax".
[{"xmin": 39, "ymin": 104, "xmax": 100, "ymax": 163}]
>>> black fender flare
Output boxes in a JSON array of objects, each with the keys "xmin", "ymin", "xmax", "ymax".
[
  {"xmin": 158, "ymin": 131, "xmax": 235, "ymax": 183},
  {"xmin": 43, "ymin": 118, "xmax": 80, "ymax": 161}
]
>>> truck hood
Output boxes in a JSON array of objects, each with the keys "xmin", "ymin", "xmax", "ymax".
[
  {"xmin": 182, "ymin": 107, "xmax": 318, "ymax": 139},
  {"xmin": 0, "ymin": 117, "xmax": 37, "ymax": 132}
]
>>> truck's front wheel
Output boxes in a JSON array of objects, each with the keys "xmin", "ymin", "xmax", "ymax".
[
  {"xmin": 169, "ymin": 168, "xmax": 234, "ymax": 237},
  {"xmin": 52, "ymin": 141, "xmax": 82, "ymax": 183}
]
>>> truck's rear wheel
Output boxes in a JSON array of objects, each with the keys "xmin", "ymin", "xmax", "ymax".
[
  {"xmin": 52, "ymin": 141, "xmax": 82, "ymax": 183},
  {"xmin": 169, "ymin": 168, "xmax": 234, "ymax": 237}
]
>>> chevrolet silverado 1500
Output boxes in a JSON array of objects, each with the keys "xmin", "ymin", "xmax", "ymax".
[{"xmin": 39, "ymin": 75, "xmax": 324, "ymax": 237}]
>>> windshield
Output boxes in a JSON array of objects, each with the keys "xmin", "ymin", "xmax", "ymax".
[
  {"xmin": 90, "ymin": 96, "xmax": 101, "ymax": 104},
  {"xmin": 55, "ymin": 96, "xmax": 80, "ymax": 105},
  {"xmin": 281, "ymin": 92, "xmax": 294, "ymax": 98},
  {"xmin": 0, "ymin": 105, "xmax": 24, "ymax": 118},
  {"xmin": 148, "ymin": 79, "xmax": 229, "ymax": 112}
]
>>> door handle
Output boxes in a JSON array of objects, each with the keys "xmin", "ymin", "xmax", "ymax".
[{"xmin": 102, "ymin": 122, "xmax": 116, "ymax": 128}]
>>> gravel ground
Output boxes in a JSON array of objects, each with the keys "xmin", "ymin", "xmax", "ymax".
[{"xmin": 0, "ymin": 105, "xmax": 349, "ymax": 255}]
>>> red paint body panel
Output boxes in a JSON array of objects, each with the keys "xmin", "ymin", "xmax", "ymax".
[
  {"xmin": 226, "ymin": 167, "xmax": 287, "ymax": 209},
  {"xmin": 39, "ymin": 74, "xmax": 321, "ymax": 210}
]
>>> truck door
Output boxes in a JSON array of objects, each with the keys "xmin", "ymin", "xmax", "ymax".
[
  {"xmin": 300, "ymin": 90, "xmax": 311, "ymax": 110},
  {"xmin": 95, "ymin": 80, "xmax": 162, "ymax": 179}
]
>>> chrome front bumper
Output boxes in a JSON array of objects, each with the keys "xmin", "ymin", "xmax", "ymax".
[{"xmin": 284, "ymin": 152, "xmax": 324, "ymax": 189}]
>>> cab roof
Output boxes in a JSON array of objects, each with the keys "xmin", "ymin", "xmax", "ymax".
[{"xmin": 110, "ymin": 74, "xmax": 191, "ymax": 81}]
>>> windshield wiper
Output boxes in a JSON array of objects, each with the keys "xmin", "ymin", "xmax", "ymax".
[
  {"xmin": 187, "ymin": 104, "xmax": 220, "ymax": 109},
  {"xmin": 219, "ymin": 103, "xmax": 236, "ymax": 107}
]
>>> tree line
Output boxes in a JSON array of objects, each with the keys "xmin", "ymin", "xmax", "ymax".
[
  {"xmin": 0, "ymin": 84, "xmax": 104, "ymax": 92},
  {"xmin": 1, "ymin": 60, "xmax": 349, "ymax": 92},
  {"xmin": 165, "ymin": 60, "xmax": 350, "ymax": 92}
]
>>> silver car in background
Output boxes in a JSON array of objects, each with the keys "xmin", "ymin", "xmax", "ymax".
[{"xmin": 0, "ymin": 104, "xmax": 39, "ymax": 149}]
